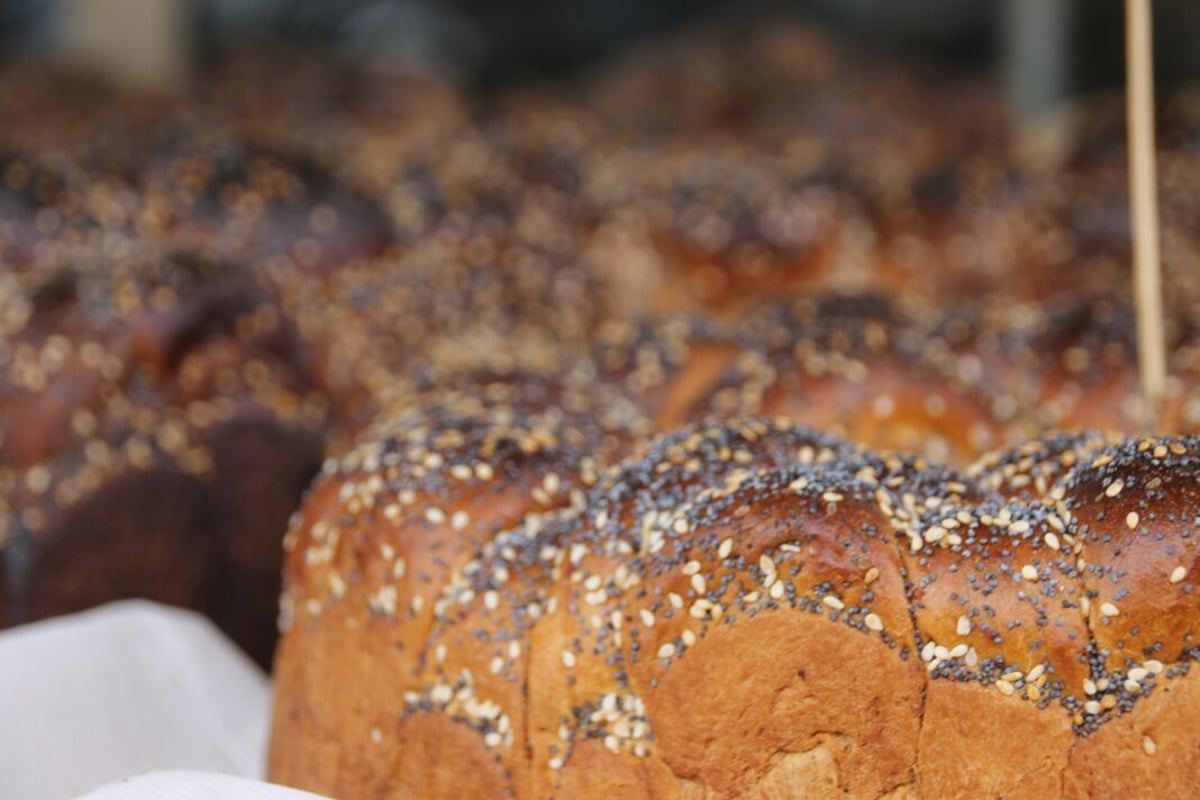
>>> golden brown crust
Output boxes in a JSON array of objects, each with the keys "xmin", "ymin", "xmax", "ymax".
[
  {"xmin": 1065, "ymin": 438, "xmax": 1200, "ymax": 678},
  {"xmin": 268, "ymin": 376, "xmax": 651, "ymax": 796},
  {"xmin": 270, "ymin": 416, "xmax": 1200, "ymax": 798},
  {"xmin": 918, "ymin": 680, "xmax": 1074, "ymax": 798}
]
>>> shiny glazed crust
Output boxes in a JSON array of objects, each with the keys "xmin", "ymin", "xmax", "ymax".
[{"xmin": 269, "ymin": 412, "xmax": 1200, "ymax": 799}]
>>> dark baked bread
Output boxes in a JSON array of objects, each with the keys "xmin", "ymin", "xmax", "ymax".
[{"xmin": 0, "ymin": 249, "xmax": 325, "ymax": 665}]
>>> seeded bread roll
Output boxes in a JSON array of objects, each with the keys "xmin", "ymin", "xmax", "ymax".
[
  {"xmin": 268, "ymin": 414, "xmax": 1200, "ymax": 799},
  {"xmin": 0, "ymin": 250, "xmax": 325, "ymax": 665},
  {"xmin": 268, "ymin": 374, "xmax": 652, "ymax": 794},
  {"xmin": 135, "ymin": 141, "xmax": 395, "ymax": 282},
  {"xmin": 675, "ymin": 295, "xmax": 1019, "ymax": 464}
]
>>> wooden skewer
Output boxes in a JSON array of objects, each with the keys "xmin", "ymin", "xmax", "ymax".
[{"xmin": 1126, "ymin": 0, "xmax": 1167, "ymax": 421}]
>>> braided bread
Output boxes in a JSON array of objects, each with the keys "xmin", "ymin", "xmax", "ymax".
[{"xmin": 269, "ymin": 406, "xmax": 1200, "ymax": 798}]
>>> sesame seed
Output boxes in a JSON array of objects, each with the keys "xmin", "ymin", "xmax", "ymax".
[
  {"xmin": 370, "ymin": 728, "xmax": 383, "ymax": 744},
  {"xmin": 769, "ymin": 580, "xmax": 786, "ymax": 600},
  {"xmin": 562, "ymin": 650, "xmax": 577, "ymax": 668},
  {"xmin": 1128, "ymin": 667, "xmax": 1149, "ymax": 682},
  {"xmin": 822, "ymin": 491, "xmax": 843, "ymax": 503},
  {"xmin": 822, "ymin": 595, "xmax": 845, "ymax": 611},
  {"xmin": 690, "ymin": 574, "xmax": 706, "ymax": 595},
  {"xmin": 956, "ymin": 615, "xmax": 971, "ymax": 636},
  {"xmin": 1104, "ymin": 479, "xmax": 1125, "ymax": 498},
  {"xmin": 718, "ymin": 538, "xmax": 733, "ymax": 559},
  {"xmin": 789, "ymin": 477, "xmax": 809, "ymax": 492},
  {"xmin": 484, "ymin": 591, "xmax": 499, "ymax": 611},
  {"xmin": 683, "ymin": 560, "xmax": 701, "ymax": 576},
  {"xmin": 1171, "ymin": 566, "xmax": 1187, "ymax": 584},
  {"xmin": 995, "ymin": 680, "xmax": 1015, "ymax": 696},
  {"xmin": 1126, "ymin": 512, "xmax": 1140, "ymax": 530},
  {"xmin": 1124, "ymin": 679, "xmax": 1142, "ymax": 694},
  {"xmin": 1009, "ymin": 520, "xmax": 1030, "ymax": 534},
  {"xmin": 864, "ymin": 567, "xmax": 880, "ymax": 584},
  {"xmin": 1021, "ymin": 565, "xmax": 1039, "ymax": 582},
  {"xmin": 657, "ymin": 643, "xmax": 676, "ymax": 660},
  {"xmin": 1044, "ymin": 532, "xmax": 1061, "ymax": 551},
  {"xmin": 1026, "ymin": 664, "xmax": 1046, "ymax": 683},
  {"xmin": 1143, "ymin": 736, "xmax": 1157, "ymax": 756},
  {"xmin": 758, "ymin": 555, "xmax": 777, "ymax": 575},
  {"xmin": 681, "ymin": 629, "xmax": 696, "ymax": 647},
  {"xmin": 1144, "ymin": 660, "xmax": 1165, "ymax": 674},
  {"xmin": 864, "ymin": 613, "xmax": 884, "ymax": 632},
  {"xmin": 1084, "ymin": 700, "xmax": 1101, "ymax": 715},
  {"xmin": 668, "ymin": 593, "xmax": 684, "ymax": 609},
  {"xmin": 1100, "ymin": 602, "xmax": 1120, "ymax": 617},
  {"xmin": 25, "ymin": 467, "xmax": 50, "ymax": 495},
  {"xmin": 639, "ymin": 609, "xmax": 655, "ymax": 628},
  {"xmin": 425, "ymin": 507, "xmax": 447, "ymax": 525}
]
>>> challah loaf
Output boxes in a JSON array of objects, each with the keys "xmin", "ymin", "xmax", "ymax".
[{"xmin": 268, "ymin": 412, "xmax": 1200, "ymax": 798}]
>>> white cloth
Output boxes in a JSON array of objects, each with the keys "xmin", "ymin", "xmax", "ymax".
[
  {"xmin": 0, "ymin": 601, "xmax": 272, "ymax": 800},
  {"xmin": 78, "ymin": 771, "xmax": 330, "ymax": 799}
]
